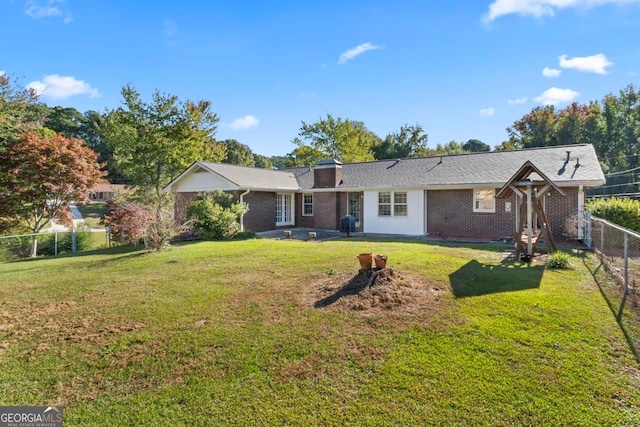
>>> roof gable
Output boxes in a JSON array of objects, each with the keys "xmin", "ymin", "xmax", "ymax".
[
  {"xmin": 164, "ymin": 161, "xmax": 300, "ymax": 192},
  {"xmin": 496, "ymin": 161, "xmax": 566, "ymax": 199}
]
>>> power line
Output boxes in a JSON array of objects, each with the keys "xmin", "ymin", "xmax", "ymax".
[
  {"xmin": 606, "ymin": 166, "xmax": 640, "ymax": 176},
  {"xmin": 590, "ymin": 180, "xmax": 640, "ymax": 189},
  {"xmin": 588, "ymin": 192, "xmax": 640, "ymax": 198}
]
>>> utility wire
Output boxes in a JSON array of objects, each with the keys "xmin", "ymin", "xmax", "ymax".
[
  {"xmin": 605, "ymin": 166, "xmax": 640, "ymax": 176},
  {"xmin": 590, "ymin": 180, "xmax": 640, "ymax": 189},
  {"xmin": 588, "ymin": 192, "xmax": 640, "ymax": 198}
]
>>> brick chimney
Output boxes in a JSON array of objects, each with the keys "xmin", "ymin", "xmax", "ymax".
[{"xmin": 313, "ymin": 159, "xmax": 343, "ymax": 188}]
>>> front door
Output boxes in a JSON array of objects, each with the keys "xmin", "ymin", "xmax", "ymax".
[{"xmin": 348, "ymin": 192, "xmax": 362, "ymax": 231}]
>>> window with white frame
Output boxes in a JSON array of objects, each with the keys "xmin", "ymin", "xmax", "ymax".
[
  {"xmin": 473, "ymin": 188, "xmax": 495, "ymax": 213},
  {"xmin": 302, "ymin": 193, "xmax": 313, "ymax": 216},
  {"xmin": 378, "ymin": 192, "xmax": 391, "ymax": 216},
  {"xmin": 394, "ymin": 192, "xmax": 408, "ymax": 216},
  {"xmin": 378, "ymin": 191, "xmax": 408, "ymax": 217}
]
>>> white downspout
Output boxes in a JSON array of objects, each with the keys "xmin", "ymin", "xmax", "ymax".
[{"xmin": 239, "ymin": 189, "xmax": 250, "ymax": 231}]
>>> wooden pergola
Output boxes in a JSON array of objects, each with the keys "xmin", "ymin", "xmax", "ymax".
[{"xmin": 496, "ymin": 161, "xmax": 566, "ymax": 259}]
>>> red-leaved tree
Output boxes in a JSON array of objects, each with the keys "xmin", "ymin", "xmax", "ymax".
[
  {"xmin": 0, "ymin": 131, "xmax": 106, "ymax": 257},
  {"xmin": 100, "ymin": 200, "xmax": 152, "ymax": 245}
]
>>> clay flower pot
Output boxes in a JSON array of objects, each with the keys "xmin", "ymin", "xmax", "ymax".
[
  {"xmin": 357, "ymin": 253, "xmax": 373, "ymax": 270},
  {"xmin": 374, "ymin": 255, "xmax": 388, "ymax": 269}
]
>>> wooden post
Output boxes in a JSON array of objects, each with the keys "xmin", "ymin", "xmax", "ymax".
[{"xmin": 526, "ymin": 184, "xmax": 533, "ymax": 256}]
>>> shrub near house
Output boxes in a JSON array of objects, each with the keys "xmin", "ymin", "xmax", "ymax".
[{"xmin": 187, "ymin": 191, "xmax": 248, "ymax": 240}]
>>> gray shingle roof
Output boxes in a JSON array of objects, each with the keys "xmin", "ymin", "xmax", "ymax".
[
  {"xmin": 199, "ymin": 162, "xmax": 299, "ymax": 190},
  {"xmin": 286, "ymin": 144, "xmax": 604, "ymax": 190}
]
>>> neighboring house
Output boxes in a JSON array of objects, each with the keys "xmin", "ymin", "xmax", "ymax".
[
  {"xmin": 165, "ymin": 144, "xmax": 605, "ymax": 241},
  {"xmin": 89, "ymin": 184, "xmax": 127, "ymax": 201}
]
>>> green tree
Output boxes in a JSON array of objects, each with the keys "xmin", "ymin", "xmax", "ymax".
[
  {"xmin": 42, "ymin": 105, "xmax": 84, "ymax": 138},
  {"xmin": 494, "ymin": 139, "xmax": 518, "ymax": 151},
  {"xmin": 0, "ymin": 73, "xmax": 43, "ymax": 149},
  {"xmin": 417, "ymin": 141, "xmax": 467, "ymax": 157},
  {"xmin": 284, "ymin": 143, "xmax": 326, "ymax": 167},
  {"xmin": 295, "ymin": 114, "xmax": 379, "ymax": 163},
  {"xmin": 254, "ymin": 154, "xmax": 273, "ymax": 169},
  {"xmin": 222, "ymin": 139, "xmax": 255, "ymax": 167},
  {"xmin": 269, "ymin": 155, "xmax": 287, "ymax": 169},
  {"xmin": 101, "ymin": 85, "xmax": 225, "ymax": 249},
  {"xmin": 103, "ymin": 84, "xmax": 225, "ymax": 198},
  {"xmin": 373, "ymin": 124, "xmax": 428, "ymax": 159},
  {"xmin": 462, "ymin": 139, "xmax": 490, "ymax": 152},
  {"xmin": 507, "ymin": 106, "xmax": 558, "ymax": 149}
]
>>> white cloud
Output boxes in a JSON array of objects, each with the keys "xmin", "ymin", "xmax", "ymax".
[
  {"xmin": 338, "ymin": 43, "xmax": 381, "ymax": 64},
  {"xmin": 0, "ymin": 71, "xmax": 5, "ymax": 77},
  {"xmin": 25, "ymin": 4, "xmax": 62, "ymax": 18},
  {"xmin": 26, "ymin": 75, "xmax": 100, "ymax": 100},
  {"xmin": 534, "ymin": 87, "xmax": 579, "ymax": 105},
  {"xmin": 558, "ymin": 53, "xmax": 613, "ymax": 74},
  {"xmin": 542, "ymin": 67, "xmax": 562, "ymax": 77},
  {"xmin": 479, "ymin": 107, "xmax": 496, "ymax": 116},
  {"xmin": 229, "ymin": 115, "xmax": 259, "ymax": 130},
  {"xmin": 483, "ymin": 0, "xmax": 640, "ymax": 22},
  {"xmin": 24, "ymin": 1, "xmax": 72, "ymax": 23},
  {"xmin": 508, "ymin": 96, "xmax": 528, "ymax": 104}
]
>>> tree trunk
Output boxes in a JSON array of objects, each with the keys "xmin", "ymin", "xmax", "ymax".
[{"xmin": 30, "ymin": 234, "xmax": 38, "ymax": 258}]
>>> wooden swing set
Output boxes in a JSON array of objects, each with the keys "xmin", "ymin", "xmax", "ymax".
[{"xmin": 496, "ymin": 161, "xmax": 566, "ymax": 259}]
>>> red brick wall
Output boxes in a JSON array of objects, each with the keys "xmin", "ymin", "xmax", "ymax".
[
  {"xmin": 427, "ymin": 188, "xmax": 579, "ymax": 241},
  {"xmin": 313, "ymin": 192, "xmax": 341, "ymax": 230},
  {"xmin": 243, "ymin": 191, "xmax": 276, "ymax": 232},
  {"xmin": 313, "ymin": 166, "xmax": 343, "ymax": 188},
  {"xmin": 174, "ymin": 192, "xmax": 198, "ymax": 224},
  {"xmin": 296, "ymin": 193, "xmax": 315, "ymax": 228},
  {"xmin": 543, "ymin": 187, "xmax": 579, "ymax": 240}
]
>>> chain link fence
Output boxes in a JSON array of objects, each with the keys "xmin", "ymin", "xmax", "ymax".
[
  {"xmin": 584, "ymin": 212, "xmax": 640, "ymax": 361},
  {"xmin": 0, "ymin": 227, "xmax": 130, "ymax": 262}
]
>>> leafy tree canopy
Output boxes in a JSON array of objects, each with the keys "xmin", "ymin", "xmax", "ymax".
[
  {"xmin": 462, "ymin": 139, "xmax": 490, "ymax": 152},
  {"xmin": 222, "ymin": 139, "xmax": 255, "ymax": 167},
  {"xmin": 294, "ymin": 114, "xmax": 380, "ymax": 163},
  {"xmin": 102, "ymin": 84, "xmax": 225, "ymax": 197},
  {"xmin": 373, "ymin": 124, "xmax": 428, "ymax": 159}
]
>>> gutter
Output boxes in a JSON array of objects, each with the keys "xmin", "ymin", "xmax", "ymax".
[{"xmin": 239, "ymin": 189, "xmax": 250, "ymax": 231}]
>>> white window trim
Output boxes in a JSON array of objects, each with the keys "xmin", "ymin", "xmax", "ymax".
[
  {"xmin": 473, "ymin": 188, "xmax": 496, "ymax": 213},
  {"xmin": 378, "ymin": 191, "xmax": 409, "ymax": 218},
  {"xmin": 302, "ymin": 193, "xmax": 313, "ymax": 217}
]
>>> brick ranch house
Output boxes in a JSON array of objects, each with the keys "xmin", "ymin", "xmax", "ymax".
[{"xmin": 164, "ymin": 144, "xmax": 605, "ymax": 241}]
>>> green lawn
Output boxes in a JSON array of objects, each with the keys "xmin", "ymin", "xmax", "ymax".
[
  {"xmin": 0, "ymin": 239, "xmax": 638, "ymax": 425},
  {"xmin": 76, "ymin": 201, "xmax": 108, "ymax": 228}
]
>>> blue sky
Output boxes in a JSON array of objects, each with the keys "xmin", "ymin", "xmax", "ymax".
[{"xmin": 2, "ymin": 0, "xmax": 640, "ymax": 157}]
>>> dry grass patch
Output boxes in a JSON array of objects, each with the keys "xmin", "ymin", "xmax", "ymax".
[{"xmin": 304, "ymin": 267, "xmax": 446, "ymax": 319}]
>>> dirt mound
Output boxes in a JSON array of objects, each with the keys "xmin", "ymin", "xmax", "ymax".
[{"xmin": 308, "ymin": 268, "xmax": 445, "ymax": 316}]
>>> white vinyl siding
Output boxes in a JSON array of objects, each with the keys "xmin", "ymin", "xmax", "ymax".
[{"xmin": 365, "ymin": 190, "xmax": 424, "ymax": 235}]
